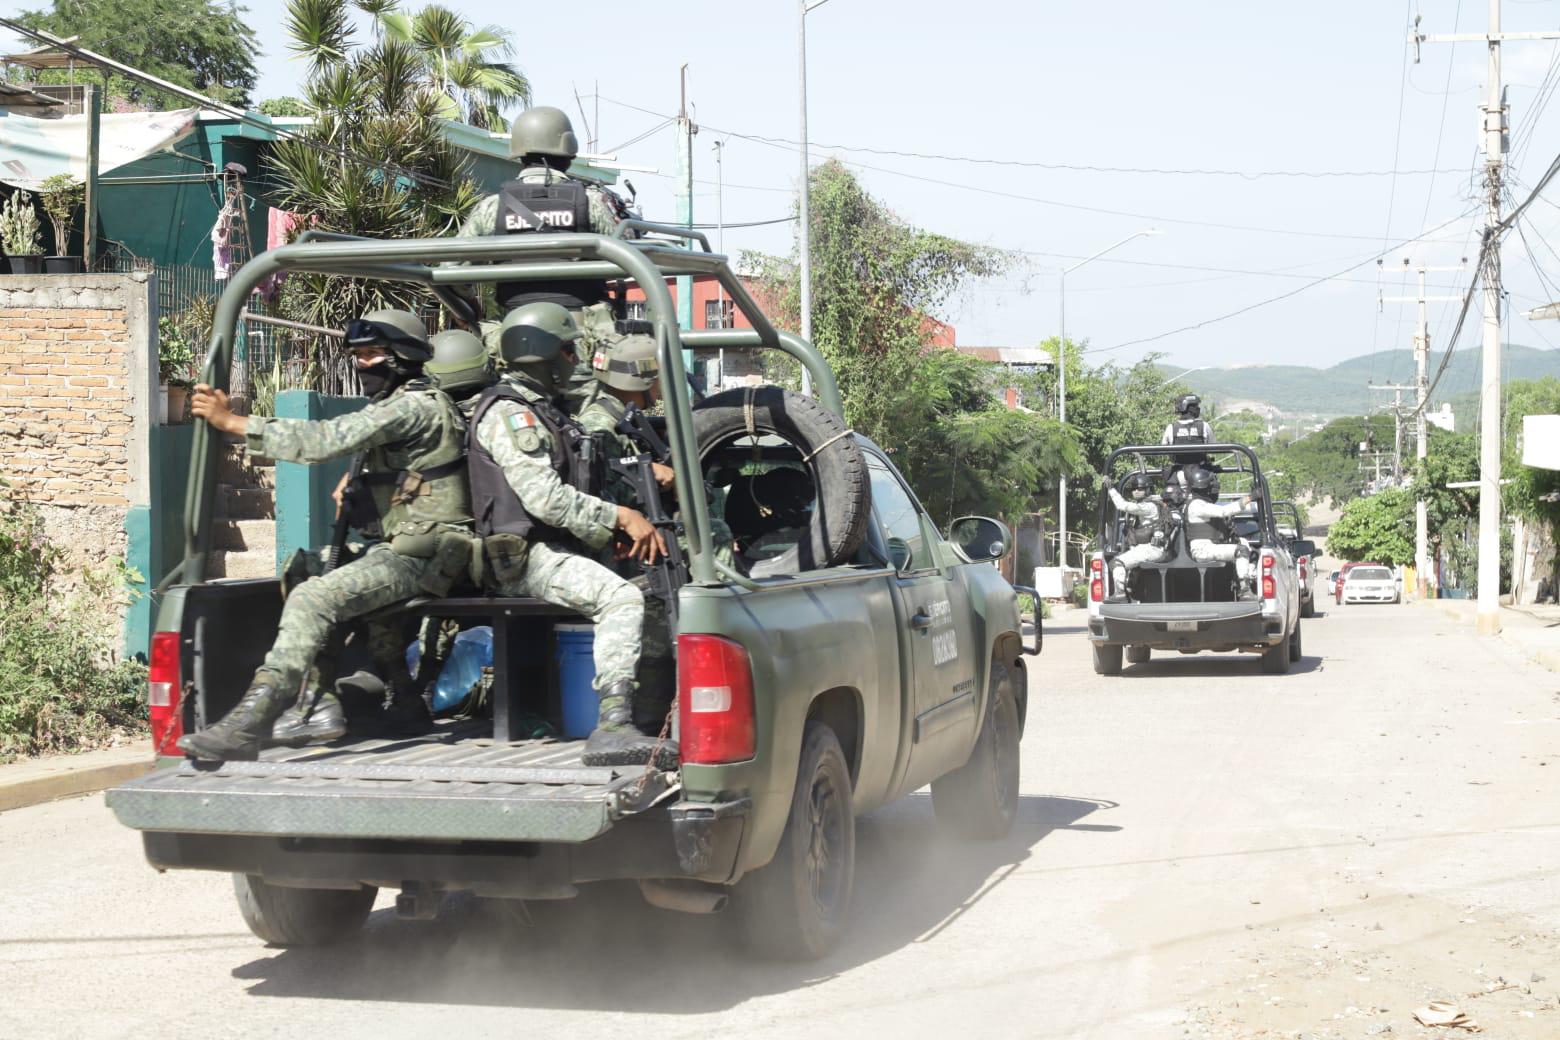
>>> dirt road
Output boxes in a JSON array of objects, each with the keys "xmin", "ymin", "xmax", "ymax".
[{"xmin": 2, "ymin": 602, "xmax": 1557, "ymax": 1039}]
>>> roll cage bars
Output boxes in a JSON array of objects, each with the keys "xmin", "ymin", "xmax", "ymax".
[
  {"xmin": 169, "ymin": 227, "xmax": 844, "ymax": 591},
  {"xmin": 1097, "ymin": 443, "xmax": 1280, "ymax": 554}
]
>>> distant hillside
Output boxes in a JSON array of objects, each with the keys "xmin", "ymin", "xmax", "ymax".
[{"xmin": 1166, "ymin": 345, "xmax": 1560, "ymax": 417}]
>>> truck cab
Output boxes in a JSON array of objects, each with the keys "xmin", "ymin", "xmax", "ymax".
[
  {"xmin": 1085, "ymin": 443, "xmax": 1302, "ymax": 675},
  {"xmin": 106, "ymin": 226, "xmax": 1037, "ymax": 960}
]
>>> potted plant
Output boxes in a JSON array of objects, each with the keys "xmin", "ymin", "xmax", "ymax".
[
  {"xmin": 39, "ymin": 174, "xmax": 84, "ymax": 274},
  {"xmin": 1, "ymin": 191, "xmax": 44, "ymax": 275},
  {"xmin": 157, "ymin": 316, "xmax": 197, "ymax": 423}
]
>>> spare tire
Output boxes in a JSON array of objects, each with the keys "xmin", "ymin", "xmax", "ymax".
[{"xmin": 693, "ymin": 386, "xmax": 871, "ymax": 577}]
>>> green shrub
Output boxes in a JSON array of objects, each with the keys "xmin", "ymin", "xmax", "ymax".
[{"xmin": 0, "ymin": 483, "xmax": 146, "ymax": 762}]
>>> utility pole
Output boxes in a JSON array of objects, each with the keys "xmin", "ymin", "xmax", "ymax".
[
  {"xmin": 1368, "ymin": 383, "xmax": 1414, "ymax": 478},
  {"xmin": 1414, "ymin": 3, "xmax": 1560, "ymax": 634},
  {"xmin": 674, "ymin": 65, "xmax": 696, "ymax": 335},
  {"xmin": 1382, "ymin": 261, "xmax": 1464, "ymax": 596}
]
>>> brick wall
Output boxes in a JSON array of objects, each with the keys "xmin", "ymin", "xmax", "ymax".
[{"xmin": 0, "ymin": 273, "xmax": 154, "ymax": 565}]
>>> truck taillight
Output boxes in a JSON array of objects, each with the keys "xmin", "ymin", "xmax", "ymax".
[
  {"xmin": 678, "ymin": 634, "xmax": 756, "ymax": 764},
  {"xmin": 1298, "ymin": 555, "xmax": 1309, "ymax": 581},
  {"xmin": 1261, "ymin": 553, "xmax": 1276, "ymax": 600},
  {"xmin": 148, "ymin": 631, "xmax": 183, "ymax": 754},
  {"xmin": 1089, "ymin": 557, "xmax": 1104, "ymax": 603}
]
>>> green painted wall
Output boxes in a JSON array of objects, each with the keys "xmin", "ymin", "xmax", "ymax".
[{"xmin": 273, "ymin": 390, "xmax": 369, "ymax": 571}]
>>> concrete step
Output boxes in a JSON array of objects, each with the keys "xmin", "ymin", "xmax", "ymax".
[
  {"xmin": 218, "ymin": 441, "xmax": 276, "ymax": 491},
  {"xmin": 206, "ymin": 549, "xmax": 277, "ymax": 580},
  {"xmin": 210, "ymin": 518, "xmax": 275, "ymax": 555},
  {"xmin": 216, "ymin": 485, "xmax": 275, "ymax": 520}
]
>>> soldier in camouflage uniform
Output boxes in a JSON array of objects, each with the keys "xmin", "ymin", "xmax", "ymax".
[
  {"xmin": 467, "ymin": 303, "xmax": 674, "ymax": 767},
  {"xmin": 453, "ymin": 105, "xmax": 644, "ymax": 412},
  {"xmin": 576, "ymin": 334, "xmax": 737, "ymax": 733},
  {"xmin": 180, "ymin": 310, "xmax": 476, "ymax": 761}
]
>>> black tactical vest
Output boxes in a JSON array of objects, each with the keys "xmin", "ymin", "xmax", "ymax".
[
  {"xmin": 1170, "ymin": 418, "xmax": 1210, "ymax": 445},
  {"xmin": 1184, "ymin": 500, "xmax": 1231, "ymax": 543},
  {"xmin": 467, "ymin": 380, "xmax": 588, "ymax": 542},
  {"xmin": 493, "ymin": 178, "xmax": 609, "ymax": 312},
  {"xmin": 1124, "ymin": 502, "xmax": 1165, "ymax": 547}
]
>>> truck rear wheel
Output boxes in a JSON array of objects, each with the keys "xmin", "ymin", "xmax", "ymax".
[
  {"xmin": 233, "ymin": 874, "xmax": 377, "ymax": 947},
  {"xmin": 733, "ymin": 721, "xmax": 854, "ymax": 960},
  {"xmin": 1300, "ymin": 597, "xmax": 1314, "ymax": 619},
  {"xmin": 1261, "ymin": 632, "xmax": 1292, "ymax": 675},
  {"xmin": 1125, "ymin": 645, "xmax": 1150, "ymax": 665},
  {"xmin": 1092, "ymin": 643, "xmax": 1123, "ymax": 675},
  {"xmin": 1288, "ymin": 618, "xmax": 1303, "ymax": 662},
  {"xmin": 932, "ymin": 658, "xmax": 1020, "ymax": 840}
]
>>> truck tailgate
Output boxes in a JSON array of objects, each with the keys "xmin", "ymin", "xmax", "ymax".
[
  {"xmin": 106, "ymin": 724, "xmax": 676, "ymax": 844},
  {"xmin": 1099, "ymin": 601, "xmax": 1261, "ymax": 624}
]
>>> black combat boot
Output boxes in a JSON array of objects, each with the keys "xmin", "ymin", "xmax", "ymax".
[
  {"xmin": 582, "ymin": 681, "xmax": 679, "ymax": 769},
  {"xmin": 380, "ymin": 683, "xmax": 435, "ymax": 737},
  {"xmin": 265, "ymin": 690, "xmax": 348, "ymax": 749},
  {"xmin": 177, "ymin": 681, "xmax": 292, "ymax": 762}
]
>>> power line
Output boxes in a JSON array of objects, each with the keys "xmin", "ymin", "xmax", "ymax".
[
  {"xmin": 595, "ymin": 95, "xmax": 1441, "ymax": 243},
  {"xmin": 1081, "ymin": 209, "xmax": 1479, "ymax": 357}
]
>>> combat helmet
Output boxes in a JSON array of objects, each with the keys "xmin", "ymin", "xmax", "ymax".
[
  {"xmin": 1121, "ymin": 471, "xmax": 1152, "ymax": 498},
  {"xmin": 509, "ymin": 106, "xmax": 579, "ymax": 162},
  {"xmin": 1175, "ymin": 393, "xmax": 1201, "ymax": 418},
  {"xmin": 1184, "ymin": 466, "xmax": 1219, "ymax": 499},
  {"xmin": 498, "ymin": 302, "xmax": 580, "ymax": 393},
  {"xmin": 345, "ymin": 309, "xmax": 433, "ymax": 364},
  {"xmin": 591, "ymin": 333, "xmax": 658, "ymax": 393},
  {"xmin": 425, "ymin": 329, "xmax": 494, "ymax": 399}
]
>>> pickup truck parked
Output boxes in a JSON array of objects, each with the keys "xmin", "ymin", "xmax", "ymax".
[
  {"xmin": 106, "ymin": 228, "xmax": 1038, "ymax": 961},
  {"xmin": 1086, "ymin": 444, "xmax": 1302, "ymax": 675}
]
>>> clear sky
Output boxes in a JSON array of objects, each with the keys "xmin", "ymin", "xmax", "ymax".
[{"xmin": 37, "ymin": 0, "xmax": 1560, "ymax": 375}]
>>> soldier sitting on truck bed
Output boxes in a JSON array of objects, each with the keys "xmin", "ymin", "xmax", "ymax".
[
  {"xmin": 464, "ymin": 302, "xmax": 675, "ymax": 767},
  {"xmin": 180, "ymin": 310, "xmax": 479, "ymax": 761},
  {"xmin": 1183, "ymin": 466, "xmax": 1259, "ymax": 598},
  {"xmin": 1101, "ymin": 472, "xmax": 1171, "ymax": 601}
]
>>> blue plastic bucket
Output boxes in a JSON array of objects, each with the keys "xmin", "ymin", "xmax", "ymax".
[{"xmin": 554, "ymin": 624, "xmax": 599, "ymax": 739}]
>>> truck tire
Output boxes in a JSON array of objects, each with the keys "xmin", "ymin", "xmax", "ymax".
[
  {"xmin": 733, "ymin": 721, "xmax": 855, "ymax": 960},
  {"xmin": 932, "ymin": 658, "xmax": 1020, "ymax": 840},
  {"xmin": 693, "ymin": 386, "xmax": 871, "ymax": 577},
  {"xmin": 1092, "ymin": 643, "xmax": 1123, "ymax": 676},
  {"xmin": 1300, "ymin": 597, "xmax": 1314, "ymax": 619},
  {"xmin": 1125, "ymin": 645, "xmax": 1150, "ymax": 665},
  {"xmin": 1261, "ymin": 632, "xmax": 1291, "ymax": 675},
  {"xmin": 1288, "ymin": 618, "xmax": 1303, "ymax": 662},
  {"xmin": 232, "ymin": 874, "xmax": 377, "ymax": 947}
]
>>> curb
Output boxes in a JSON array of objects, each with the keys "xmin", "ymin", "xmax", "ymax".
[
  {"xmin": 1422, "ymin": 600, "xmax": 1560, "ymax": 674},
  {"xmin": 0, "ymin": 744, "xmax": 154, "ymax": 813}
]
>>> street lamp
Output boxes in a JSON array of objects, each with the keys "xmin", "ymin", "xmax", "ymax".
[
  {"xmin": 797, "ymin": 0, "xmax": 834, "ymax": 396},
  {"xmin": 1056, "ymin": 229, "xmax": 1161, "ymax": 569}
]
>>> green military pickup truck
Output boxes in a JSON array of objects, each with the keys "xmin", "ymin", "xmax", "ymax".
[{"xmin": 106, "ymin": 228, "xmax": 1038, "ymax": 961}]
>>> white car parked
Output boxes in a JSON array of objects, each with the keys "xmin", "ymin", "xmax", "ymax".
[{"xmin": 1341, "ymin": 565, "xmax": 1400, "ymax": 605}]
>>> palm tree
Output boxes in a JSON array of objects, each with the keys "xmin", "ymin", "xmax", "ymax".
[{"xmin": 375, "ymin": 4, "xmax": 530, "ymax": 131}]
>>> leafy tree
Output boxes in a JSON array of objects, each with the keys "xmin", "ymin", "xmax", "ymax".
[
  {"xmin": 1503, "ymin": 377, "xmax": 1560, "ymax": 587},
  {"xmin": 1326, "ymin": 487, "xmax": 1414, "ymax": 565},
  {"xmin": 374, "ymin": 4, "xmax": 530, "ymax": 131},
  {"xmin": 267, "ymin": 0, "xmax": 482, "ymax": 390},
  {"xmin": 748, "ymin": 161, "xmax": 1077, "ymax": 527},
  {"xmin": 257, "ymin": 97, "xmax": 313, "ymax": 117},
  {"xmin": 1264, "ymin": 414, "xmax": 1395, "ymax": 507},
  {"xmin": 15, "ymin": 0, "xmax": 259, "ymax": 107}
]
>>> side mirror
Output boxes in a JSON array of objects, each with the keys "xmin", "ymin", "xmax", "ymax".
[
  {"xmin": 1291, "ymin": 539, "xmax": 1317, "ymax": 558},
  {"xmin": 949, "ymin": 516, "xmax": 1011, "ymax": 563}
]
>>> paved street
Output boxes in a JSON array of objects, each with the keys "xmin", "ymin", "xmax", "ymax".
[{"xmin": 3, "ymin": 602, "xmax": 1558, "ymax": 1040}]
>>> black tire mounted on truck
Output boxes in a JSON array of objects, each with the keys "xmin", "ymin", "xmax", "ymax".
[
  {"xmin": 932, "ymin": 657, "xmax": 1021, "ymax": 839},
  {"xmin": 1262, "ymin": 630, "xmax": 1292, "ymax": 674},
  {"xmin": 734, "ymin": 721, "xmax": 855, "ymax": 960},
  {"xmin": 1288, "ymin": 618, "xmax": 1303, "ymax": 662},
  {"xmin": 1125, "ymin": 645, "xmax": 1151, "ymax": 665},
  {"xmin": 233, "ymin": 874, "xmax": 377, "ymax": 946},
  {"xmin": 1092, "ymin": 643, "xmax": 1123, "ymax": 676},
  {"xmin": 692, "ymin": 386, "xmax": 872, "ymax": 578}
]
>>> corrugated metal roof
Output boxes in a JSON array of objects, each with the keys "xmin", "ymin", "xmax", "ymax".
[
  {"xmin": 0, "ymin": 82, "xmax": 65, "ymax": 109},
  {"xmin": 956, "ymin": 346, "xmax": 1053, "ymax": 366}
]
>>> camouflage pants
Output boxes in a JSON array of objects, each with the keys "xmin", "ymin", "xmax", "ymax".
[
  {"xmin": 257, "ymin": 544, "xmax": 429, "ymax": 693},
  {"xmin": 494, "ymin": 540, "xmax": 643, "ymax": 691}
]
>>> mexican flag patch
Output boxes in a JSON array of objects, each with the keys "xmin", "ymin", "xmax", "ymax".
[{"xmin": 507, "ymin": 410, "xmax": 538, "ymax": 431}]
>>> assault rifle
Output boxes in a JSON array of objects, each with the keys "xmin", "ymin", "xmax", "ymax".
[{"xmin": 607, "ymin": 404, "xmax": 687, "ymax": 623}]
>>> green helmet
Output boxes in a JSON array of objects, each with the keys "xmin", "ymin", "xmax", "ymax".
[
  {"xmin": 591, "ymin": 333, "xmax": 659, "ymax": 392},
  {"xmin": 509, "ymin": 106, "xmax": 579, "ymax": 162},
  {"xmin": 498, "ymin": 302, "xmax": 580, "ymax": 393},
  {"xmin": 425, "ymin": 329, "xmax": 494, "ymax": 399},
  {"xmin": 345, "ymin": 309, "xmax": 432, "ymax": 364}
]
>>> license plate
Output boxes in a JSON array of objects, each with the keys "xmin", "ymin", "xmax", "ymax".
[{"xmin": 1166, "ymin": 620, "xmax": 1198, "ymax": 632}]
